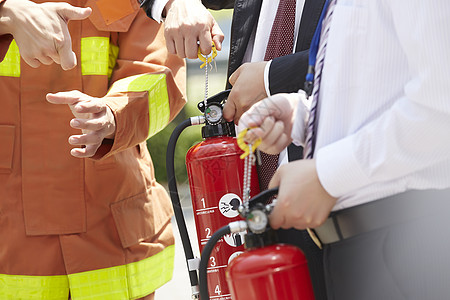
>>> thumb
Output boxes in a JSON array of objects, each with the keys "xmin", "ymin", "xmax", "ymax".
[
  {"xmin": 222, "ymin": 92, "xmax": 237, "ymax": 122},
  {"xmin": 228, "ymin": 67, "xmax": 242, "ymax": 87},
  {"xmin": 211, "ymin": 20, "xmax": 224, "ymax": 51},
  {"xmin": 268, "ymin": 168, "xmax": 281, "ymax": 190},
  {"xmin": 59, "ymin": 5, "xmax": 92, "ymax": 21},
  {"xmin": 46, "ymin": 91, "xmax": 83, "ymax": 105}
]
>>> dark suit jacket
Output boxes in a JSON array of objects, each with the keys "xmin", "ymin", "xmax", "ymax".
[{"xmin": 203, "ymin": 0, "xmax": 325, "ymax": 94}]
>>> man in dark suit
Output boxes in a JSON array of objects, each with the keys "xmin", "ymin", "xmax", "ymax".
[{"xmin": 140, "ymin": 1, "xmax": 327, "ymax": 299}]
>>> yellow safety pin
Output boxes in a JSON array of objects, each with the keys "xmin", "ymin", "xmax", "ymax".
[
  {"xmin": 237, "ymin": 128, "xmax": 262, "ymax": 159},
  {"xmin": 198, "ymin": 43, "xmax": 218, "ymax": 69}
]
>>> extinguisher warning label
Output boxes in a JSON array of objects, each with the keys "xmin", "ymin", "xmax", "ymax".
[{"xmin": 218, "ymin": 193, "xmax": 242, "ymax": 218}]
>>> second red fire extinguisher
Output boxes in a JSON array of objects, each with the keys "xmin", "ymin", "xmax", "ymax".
[{"xmin": 199, "ymin": 188, "xmax": 316, "ymax": 300}]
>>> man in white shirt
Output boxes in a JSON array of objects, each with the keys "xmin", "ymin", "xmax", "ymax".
[{"xmin": 240, "ymin": 1, "xmax": 450, "ymax": 299}]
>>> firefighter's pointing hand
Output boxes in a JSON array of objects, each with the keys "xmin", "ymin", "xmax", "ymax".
[{"xmin": 47, "ymin": 91, "xmax": 116, "ymax": 158}]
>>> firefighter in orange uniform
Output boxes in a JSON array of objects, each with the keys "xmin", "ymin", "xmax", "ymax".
[{"xmin": 0, "ymin": 0, "xmax": 186, "ymax": 299}]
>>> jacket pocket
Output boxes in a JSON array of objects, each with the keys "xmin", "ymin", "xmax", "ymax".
[
  {"xmin": 86, "ymin": 0, "xmax": 140, "ymax": 32},
  {"xmin": 0, "ymin": 125, "xmax": 15, "ymax": 172},
  {"xmin": 110, "ymin": 185, "xmax": 173, "ymax": 248}
]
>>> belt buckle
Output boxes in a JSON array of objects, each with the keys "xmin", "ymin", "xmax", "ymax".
[{"xmin": 312, "ymin": 216, "xmax": 342, "ymax": 245}]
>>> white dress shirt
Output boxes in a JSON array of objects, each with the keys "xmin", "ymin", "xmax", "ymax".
[{"xmin": 292, "ymin": 0, "xmax": 450, "ymax": 210}]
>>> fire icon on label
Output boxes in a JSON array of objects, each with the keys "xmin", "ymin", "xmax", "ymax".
[{"xmin": 218, "ymin": 193, "xmax": 242, "ymax": 218}]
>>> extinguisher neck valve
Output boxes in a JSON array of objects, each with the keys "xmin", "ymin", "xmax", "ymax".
[
  {"xmin": 229, "ymin": 221, "xmax": 248, "ymax": 233},
  {"xmin": 190, "ymin": 115, "xmax": 205, "ymax": 125},
  {"xmin": 201, "ymin": 123, "xmax": 233, "ymax": 138},
  {"xmin": 244, "ymin": 228, "xmax": 279, "ymax": 249}
]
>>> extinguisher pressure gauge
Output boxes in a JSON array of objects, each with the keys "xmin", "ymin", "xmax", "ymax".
[
  {"xmin": 246, "ymin": 203, "xmax": 269, "ymax": 234},
  {"xmin": 204, "ymin": 104, "xmax": 223, "ymax": 125}
]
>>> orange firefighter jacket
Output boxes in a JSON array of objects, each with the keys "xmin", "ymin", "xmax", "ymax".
[{"xmin": 0, "ymin": 0, "xmax": 186, "ymax": 299}]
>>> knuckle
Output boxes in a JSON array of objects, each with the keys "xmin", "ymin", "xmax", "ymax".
[
  {"xmin": 164, "ymin": 27, "xmax": 176, "ymax": 37},
  {"xmin": 92, "ymin": 133, "xmax": 103, "ymax": 144},
  {"xmin": 53, "ymin": 35, "xmax": 66, "ymax": 49},
  {"xmin": 309, "ymin": 219, "xmax": 321, "ymax": 228},
  {"xmin": 195, "ymin": 21, "xmax": 209, "ymax": 32}
]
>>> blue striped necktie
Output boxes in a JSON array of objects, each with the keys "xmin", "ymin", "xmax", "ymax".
[{"xmin": 304, "ymin": 0, "xmax": 337, "ymax": 159}]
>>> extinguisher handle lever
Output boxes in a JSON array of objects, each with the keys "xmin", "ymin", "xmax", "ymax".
[
  {"xmin": 248, "ymin": 187, "xmax": 279, "ymax": 207},
  {"xmin": 197, "ymin": 89, "xmax": 231, "ymax": 113},
  {"xmin": 205, "ymin": 89, "xmax": 230, "ymax": 105}
]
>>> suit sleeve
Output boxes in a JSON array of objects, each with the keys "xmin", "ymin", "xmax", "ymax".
[
  {"xmin": 202, "ymin": 0, "xmax": 234, "ymax": 10},
  {"xmin": 140, "ymin": 0, "xmax": 234, "ymax": 20},
  {"xmin": 268, "ymin": 49, "xmax": 309, "ymax": 95},
  {"xmin": 93, "ymin": 9, "xmax": 186, "ymax": 159}
]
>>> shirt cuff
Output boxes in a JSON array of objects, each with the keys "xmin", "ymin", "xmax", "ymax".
[
  {"xmin": 315, "ymin": 135, "xmax": 371, "ymax": 198},
  {"xmin": 290, "ymin": 91, "xmax": 309, "ymax": 147},
  {"xmin": 151, "ymin": 0, "xmax": 169, "ymax": 23},
  {"xmin": 263, "ymin": 60, "xmax": 272, "ymax": 97}
]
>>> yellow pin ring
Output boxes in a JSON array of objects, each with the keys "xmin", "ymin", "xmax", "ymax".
[
  {"xmin": 237, "ymin": 128, "xmax": 262, "ymax": 159},
  {"xmin": 198, "ymin": 43, "xmax": 218, "ymax": 69}
]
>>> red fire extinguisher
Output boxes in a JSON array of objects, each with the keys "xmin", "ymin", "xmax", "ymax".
[
  {"xmin": 166, "ymin": 90, "xmax": 260, "ymax": 299},
  {"xmin": 199, "ymin": 188, "xmax": 316, "ymax": 300}
]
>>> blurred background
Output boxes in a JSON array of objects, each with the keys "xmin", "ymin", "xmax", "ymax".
[{"xmin": 149, "ymin": 9, "xmax": 233, "ymax": 299}]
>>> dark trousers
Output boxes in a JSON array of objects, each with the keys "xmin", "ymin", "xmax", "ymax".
[{"xmin": 323, "ymin": 202, "xmax": 450, "ymax": 300}]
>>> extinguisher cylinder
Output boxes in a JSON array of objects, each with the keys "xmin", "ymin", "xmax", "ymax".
[{"xmin": 226, "ymin": 244, "xmax": 316, "ymax": 300}]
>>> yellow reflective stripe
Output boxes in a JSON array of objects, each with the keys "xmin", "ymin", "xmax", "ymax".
[
  {"xmin": 108, "ymin": 43, "xmax": 119, "ymax": 79},
  {"xmin": 0, "ymin": 245, "xmax": 174, "ymax": 300},
  {"xmin": 0, "ymin": 40, "xmax": 20, "ymax": 77},
  {"xmin": 127, "ymin": 244, "xmax": 175, "ymax": 299},
  {"xmin": 0, "ymin": 273, "xmax": 69, "ymax": 300},
  {"xmin": 68, "ymin": 245, "xmax": 175, "ymax": 300},
  {"xmin": 69, "ymin": 266, "xmax": 129, "ymax": 300},
  {"xmin": 81, "ymin": 37, "xmax": 109, "ymax": 76},
  {"xmin": 107, "ymin": 73, "xmax": 170, "ymax": 138}
]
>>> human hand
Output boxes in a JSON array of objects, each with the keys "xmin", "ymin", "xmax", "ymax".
[
  {"xmin": 239, "ymin": 93, "xmax": 299, "ymax": 155},
  {"xmin": 163, "ymin": 0, "xmax": 224, "ymax": 58},
  {"xmin": 223, "ymin": 62, "xmax": 268, "ymax": 124},
  {"xmin": 46, "ymin": 90, "xmax": 116, "ymax": 158},
  {"xmin": 268, "ymin": 159, "xmax": 337, "ymax": 230},
  {"xmin": 0, "ymin": 0, "xmax": 91, "ymax": 69}
]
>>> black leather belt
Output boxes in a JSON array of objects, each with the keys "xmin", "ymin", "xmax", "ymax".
[{"xmin": 312, "ymin": 189, "xmax": 450, "ymax": 245}]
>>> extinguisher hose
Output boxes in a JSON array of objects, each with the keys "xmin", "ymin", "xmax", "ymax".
[
  {"xmin": 166, "ymin": 117, "xmax": 202, "ymax": 295},
  {"xmin": 199, "ymin": 225, "xmax": 232, "ymax": 300}
]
